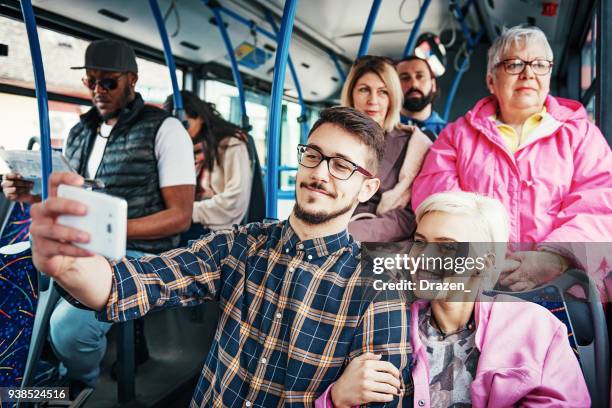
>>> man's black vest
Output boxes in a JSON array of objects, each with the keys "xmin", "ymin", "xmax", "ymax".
[{"xmin": 64, "ymin": 93, "xmax": 179, "ymax": 254}]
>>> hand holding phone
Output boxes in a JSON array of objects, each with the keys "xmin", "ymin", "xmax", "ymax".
[{"xmin": 57, "ymin": 185, "xmax": 127, "ymax": 260}]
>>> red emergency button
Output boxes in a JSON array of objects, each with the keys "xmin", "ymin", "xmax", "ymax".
[{"xmin": 542, "ymin": 2, "xmax": 558, "ymax": 16}]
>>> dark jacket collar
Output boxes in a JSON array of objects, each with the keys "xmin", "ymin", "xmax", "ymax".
[{"xmin": 80, "ymin": 93, "xmax": 146, "ymax": 133}]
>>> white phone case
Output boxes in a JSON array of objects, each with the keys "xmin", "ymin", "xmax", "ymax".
[{"xmin": 57, "ymin": 184, "xmax": 127, "ymax": 260}]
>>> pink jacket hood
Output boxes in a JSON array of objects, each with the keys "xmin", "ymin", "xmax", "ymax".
[
  {"xmin": 314, "ymin": 296, "xmax": 590, "ymax": 408},
  {"xmin": 409, "ymin": 296, "xmax": 590, "ymax": 407}
]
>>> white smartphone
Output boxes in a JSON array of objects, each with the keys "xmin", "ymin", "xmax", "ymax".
[{"xmin": 57, "ymin": 184, "xmax": 127, "ymax": 260}]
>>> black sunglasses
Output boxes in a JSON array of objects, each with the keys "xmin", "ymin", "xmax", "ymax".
[{"xmin": 82, "ymin": 73, "xmax": 126, "ymax": 91}]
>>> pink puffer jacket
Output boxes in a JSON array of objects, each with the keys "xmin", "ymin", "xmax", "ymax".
[{"xmin": 412, "ymin": 95, "xmax": 612, "ymax": 297}]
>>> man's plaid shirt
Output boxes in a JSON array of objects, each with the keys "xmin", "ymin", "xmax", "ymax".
[{"xmin": 99, "ymin": 220, "xmax": 412, "ymax": 407}]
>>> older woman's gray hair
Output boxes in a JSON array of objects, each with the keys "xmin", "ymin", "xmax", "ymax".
[{"xmin": 486, "ymin": 26, "xmax": 554, "ymax": 78}]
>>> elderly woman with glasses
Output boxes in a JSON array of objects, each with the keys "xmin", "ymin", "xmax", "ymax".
[
  {"xmin": 341, "ymin": 56, "xmax": 433, "ymax": 242},
  {"xmin": 412, "ymin": 26, "xmax": 612, "ymax": 295}
]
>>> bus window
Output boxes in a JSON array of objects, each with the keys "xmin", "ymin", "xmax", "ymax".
[
  {"xmin": 0, "ymin": 15, "xmax": 183, "ymax": 149},
  {"xmin": 203, "ymin": 80, "xmax": 238, "ymax": 123},
  {"xmin": 136, "ymin": 58, "xmax": 183, "ymax": 105},
  {"xmin": 279, "ymin": 100, "xmax": 301, "ymax": 192},
  {"xmin": 203, "ymin": 79, "xmax": 269, "ymax": 166},
  {"xmin": 0, "ymin": 93, "xmax": 86, "ymax": 150}
]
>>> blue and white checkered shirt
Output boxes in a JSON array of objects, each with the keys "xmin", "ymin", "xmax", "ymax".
[{"xmin": 100, "ymin": 220, "xmax": 413, "ymax": 407}]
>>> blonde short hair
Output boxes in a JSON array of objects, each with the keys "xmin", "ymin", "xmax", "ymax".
[
  {"xmin": 487, "ymin": 25, "xmax": 554, "ymax": 77},
  {"xmin": 416, "ymin": 191, "xmax": 509, "ymax": 242},
  {"xmin": 416, "ymin": 191, "xmax": 509, "ymax": 276},
  {"xmin": 340, "ymin": 57, "xmax": 402, "ymax": 132}
]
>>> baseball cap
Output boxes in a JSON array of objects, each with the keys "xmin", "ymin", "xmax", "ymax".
[{"xmin": 71, "ymin": 39, "xmax": 138, "ymax": 73}]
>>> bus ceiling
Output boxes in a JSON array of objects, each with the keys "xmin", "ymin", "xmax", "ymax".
[{"xmin": 0, "ymin": 0, "xmax": 603, "ymax": 112}]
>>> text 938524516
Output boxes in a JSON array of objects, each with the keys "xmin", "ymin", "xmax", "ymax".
[{"xmin": 0, "ymin": 387, "xmax": 69, "ymax": 402}]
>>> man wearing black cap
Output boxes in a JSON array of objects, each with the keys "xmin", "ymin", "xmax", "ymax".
[{"xmin": 2, "ymin": 39, "xmax": 195, "ymax": 392}]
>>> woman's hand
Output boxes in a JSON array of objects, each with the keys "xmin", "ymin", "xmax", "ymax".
[
  {"xmin": 376, "ymin": 181, "xmax": 411, "ymax": 215},
  {"xmin": 499, "ymin": 251, "xmax": 570, "ymax": 291},
  {"xmin": 330, "ymin": 353, "xmax": 401, "ymax": 408}
]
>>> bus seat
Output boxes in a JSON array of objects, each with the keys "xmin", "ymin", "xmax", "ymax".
[
  {"xmin": 0, "ymin": 200, "xmax": 31, "ymax": 248},
  {"xmin": 241, "ymin": 134, "xmax": 266, "ymax": 224},
  {"xmin": 0, "ymin": 242, "xmax": 38, "ymax": 389},
  {"xmin": 489, "ymin": 269, "xmax": 610, "ymax": 408}
]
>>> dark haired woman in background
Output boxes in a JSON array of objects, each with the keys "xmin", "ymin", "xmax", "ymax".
[{"xmin": 165, "ymin": 91, "xmax": 252, "ymax": 242}]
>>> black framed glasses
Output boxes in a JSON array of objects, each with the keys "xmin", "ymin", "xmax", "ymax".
[
  {"xmin": 297, "ymin": 144, "xmax": 373, "ymax": 180},
  {"xmin": 82, "ymin": 73, "xmax": 126, "ymax": 91},
  {"xmin": 496, "ymin": 58, "xmax": 553, "ymax": 76}
]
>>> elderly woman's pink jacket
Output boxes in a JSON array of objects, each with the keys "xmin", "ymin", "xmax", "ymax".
[
  {"xmin": 315, "ymin": 296, "xmax": 590, "ymax": 408},
  {"xmin": 411, "ymin": 95, "xmax": 612, "ymax": 298}
]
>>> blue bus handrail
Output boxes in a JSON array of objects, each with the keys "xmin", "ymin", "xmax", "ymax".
[
  {"xmin": 357, "ymin": 0, "xmax": 383, "ymax": 58},
  {"xmin": 402, "ymin": 0, "xmax": 433, "ymax": 57},
  {"xmin": 207, "ymin": 5, "xmax": 250, "ymax": 130},
  {"xmin": 149, "ymin": 0, "xmax": 185, "ymax": 124},
  {"xmin": 201, "ymin": 0, "xmax": 276, "ymax": 42},
  {"xmin": 442, "ymin": 0, "xmax": 484, "ymax": 121},
  {"xmin": 201, "ymin": 0, "xmax": 345, "ymax": 96},
  {"xmin": 266, "ymin": 0, "xmax": 298, "ymax": 219},
  {"xmin": 329, "ymin": 50, "xmax": 347, "ymax": 83},
  {"xmin": 20, "ymin": 0, "xmax": 52, "ymax": 201},
  {"xmin": 19, "ymin": 0, "xmax": 56, "ymax": 395},
  {"xmin": 265, "ymin": 10, "xmax": 309, "ymax": 143},
  {"xmin": 450, "ymin": 0, "xmax": 479, "ymax": 48},
  {"xmin": 443, "ymin": 27, "xmax": 485, "ymax": 122}
]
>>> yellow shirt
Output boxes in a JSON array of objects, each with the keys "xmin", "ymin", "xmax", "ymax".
[{"xmin": 491, "ymin": 107, "xmax": 547, "ymax": 153}]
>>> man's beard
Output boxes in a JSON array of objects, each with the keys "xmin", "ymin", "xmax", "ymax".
[
  {"xmin": 403, "ymin": 88, "xmax": 434, "ymax": 112},
  {"xmin": 97, "ymin": 86, "xmax": 131, "ymax": 121},
  {"xmin": 293, "ymin": 181, "xmax": 356, "ymax": 225}
]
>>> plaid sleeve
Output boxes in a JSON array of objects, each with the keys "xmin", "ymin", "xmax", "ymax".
[
  {"xmin": 349, "ymin": 296, "xmax": 413, "ymax": 407},
  {"xmin": 99, "ymin": 229, "xmax": 237, "ymax": 322}
]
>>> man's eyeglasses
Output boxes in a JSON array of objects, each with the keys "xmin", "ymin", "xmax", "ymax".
[
  {"xmin": 496, "ymin": 59, "xmax": 553, "ymax": 76},
  {"xmin": 297, "ymin": 144, "xmax": 373, "ymax": 180},
  {"xmin": 82, "ymin": 73, "xmax": 126, "ymax": 91}
]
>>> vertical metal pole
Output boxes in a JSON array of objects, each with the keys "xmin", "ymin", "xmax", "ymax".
[
  {"xmin": 596, "ymin": 0, "xmax": 611, "ymax": 146},
  {"xmin": 210, "ymin": 6, "xmax": 250, "ymax": 129},
  {"xmin": 19, "ymin": 2, "xmax": 56, "ymax": 394},
  {"xmin": 402, "ymin": 0, "xmax": 433, "ymax": 57},
  {"xmin": 265, "ymin": 11, "xmax": 308, "ymax": 143},
  {"xmin": 442, "ymin": 56, "xmax": 469, "ymax": 122},
  {"xmin": 266, "ymin": 0, "xmax": 298, "ymax": 219},
  {"xmin": 357, "ymin": 0, "xmax": 383, "ymax": 57},
  {"xmin": 329, "ymin": 51, "xmax": 347, "ymax": 83},
  {"xmin": 149, "ymin": 0, "xmax": 184, "ymax": 121},
  {"xmin": 20, "ymin": 0, "xmax": 51, "ymax": 200},
  {"xmin": 442, "ymin": 28, "xmax": 484, "ymax": 122}
]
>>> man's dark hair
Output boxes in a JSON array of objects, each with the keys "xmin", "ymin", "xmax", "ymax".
[
  {"xmin": 308, "ymin": 106, "xmax": 385, "ymax": 173},
  {"xmin": 396, "ymin": 55, "xmax": 440, "ymax": 101}
]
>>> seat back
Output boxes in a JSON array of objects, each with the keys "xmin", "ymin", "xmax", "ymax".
[
  {"xmin": 0, "ymin": 243, "xmax": 38, "ymax": 389},
  {"xmin": 241, "ymin": 134, "xmax": 266, "ymax": 224},
  {"xmin": 490, "ymin": 269, "xmax": 609, "ymax": 408},
  {"xmin": 0, "ymin": 200, "xmax": 31, "ymax": 248}
]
